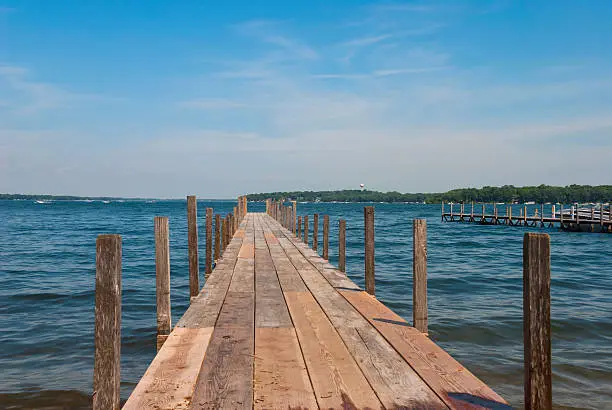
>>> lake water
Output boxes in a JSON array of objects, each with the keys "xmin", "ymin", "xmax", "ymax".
[{"xmin": 0, "ymin": 200, "xmax": 610, "ymax": 409}]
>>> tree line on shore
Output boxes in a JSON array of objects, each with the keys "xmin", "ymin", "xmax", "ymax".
[{"xmin": 247, "ymin": 185, "xmax": 612, "ymax": 204}]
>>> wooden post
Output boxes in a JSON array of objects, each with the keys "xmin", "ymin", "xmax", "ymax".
[
  {"xmin": 233, "ymin": 206, "xmax": 238, "ymax": 231},
  {"xmin": 338, "ymin": 219, "xmax": 346, "ymax": 272},
  {"xmin": 304, "ymin": 215, "xmax": 309, "ymax": 245},
  {"xmin": 214, "ymin": 214, "xmax": 221, "ymax": 260},
  {"xmin": 222, "ymin": 216, "xmax": 228, "ymax": 252},
  {"xmin": 364, "ymin": 206, "xmax": 375, "ymax": 296},
  {"xmin": 93, "ymin": 234, "xmax": 122, "ymax": 410},
  {"xmin": 154, "ymin": 217, "xmax": 171, "ymax": 351},
  {"xmin": 186, "ymin": 196, "xmax": 199, "ymax": 300},
  {"xmin": 313, "ymin": 214, "xmax": 319, "ymax": 251},
  {"xmin": 298, "ymin": 216, "xmax": 302, "ymax": 239},
  {"xmin": 323, "ymin": 215, "xmax": 329, "ymax": 260},
  {"xmin": 523, "ymin": 233, "xmax": 552, "ymax": 410},
  {"xmin": 205, "ymin": 208, "xmax": 213, "ymax": 278},
  {"xmin": 292, "ymin": 201, "xmax": 297, "ymax": 234},
  {"xmin": 413, "ymin": 219, "xmax": 427, "ymax": 334}
]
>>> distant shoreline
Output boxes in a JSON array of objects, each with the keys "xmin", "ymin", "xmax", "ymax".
[{"xmin": 246, "ymin": 184, "xmax": 612, "ymax": 204}]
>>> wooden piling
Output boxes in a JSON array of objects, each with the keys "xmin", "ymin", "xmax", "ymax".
[
  {"xmin": 364, "ymin": 206, "xmax": 375, "ymax": 296},
  {"xmin": 154, "ymin": 217, "xmax": 171, "ymax": 351},
  {"xmin": 323, "ymin": 215, "xmax": 329, "ymax": 260},
  {"xmin": 186, "ymin": 196, "xmax": 199, "ymax": 299},
  {"xmin": 298, "ymin": 216, "xmax": 302, "ymax": 239},
  {"xmin": 304, "ymin": 215, "xmax": 309, "ymax": 245},
  {"xmin": 222, "ymin": 216, "xmax": 228, "ymax": 252},
  {"xmin": 523, "ymin": 233, "xmax": 552, "ymax": 410},
  {"xmin": 93, "ymin": 234, "xmax": 122, "ymax": 410},
  {"xmin": 214, "ymin": 214, "xmax": 221, "ymax": 261},
  {"xmin": 338, "ymin": 219, "xmax": 346, "ymax": 273},
  {"xmin": 292, "ymin": 201, "xmax": 297, "ymax": 234},
  {"xmin": 205, "ymin": 208, "xmax": 213, "ymax": 278},
  {"xmin": 313, "ymin": 214, "xmax": 319, "ymax": 251},
  {"xmin": 413, "ymin": 219, "xmax": 427, "ymax": 334}
]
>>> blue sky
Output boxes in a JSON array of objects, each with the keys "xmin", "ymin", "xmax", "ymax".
[{"xmin": 1, "ymin": 1, "xmax": 611, "ymax": 197}]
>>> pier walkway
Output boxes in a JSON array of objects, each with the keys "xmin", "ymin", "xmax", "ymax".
[{"xmin": 123, "ymin": 213, "xmax": 507, "ymax": 409}]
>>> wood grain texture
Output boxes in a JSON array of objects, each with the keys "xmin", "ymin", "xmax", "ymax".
[
  {"xmin": 313, "ymin": 213, "xmax": 319, "ymax": 252},
  {"xmin": 413, "ymin": 219, "xmax": 428, "ymax": 333},
  {"xmin": 340, "ymin": 290, "xmax": 509, "ymax": 410},
  {"xmin": 284, "ymin": 291, "xmax": 383, "ymax": 409},
  {"xmin": 270, "ymin": 220, "xmax": 446, "ymax": 409},
  {"xmin": 254, "ymin": 328, "xmax": 317, "ymax": 409},
  {"xmin": 93, "ymin": 234, "xmax": 121, "ymax": 410},
  {"xmin": 298, "ymin": 216, "xmax": 302, "ymax": 240},
  {"xmin": 123, "ymin": 327, "xmax": 214, "ymax": 410},
  {"xmin": 364, "ymin": 206, "xmax": 375, "ymax": 296},
  {"xmin": 304, "ymin": 215, "xmax": 309, "ymax": 246},
  {"xmin": 187, "ymin": 196, "xmax": 199, "ymax": 298},
  {"xmin": 154, "ymin": 217, "xmax": 171, "ymax": 348},
  {"xmin": 523, "ymin": 233, "xmax": 552, "ymax": 410}
]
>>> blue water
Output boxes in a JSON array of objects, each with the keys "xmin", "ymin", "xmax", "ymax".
[{"xmin": 0, "ymin": 200, "xmax": 610, "ymax": 409}]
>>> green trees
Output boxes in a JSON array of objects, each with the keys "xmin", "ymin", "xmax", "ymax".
[{"xmin": 247, "ymin": 185, "xmax": 612, "ymax": 204}]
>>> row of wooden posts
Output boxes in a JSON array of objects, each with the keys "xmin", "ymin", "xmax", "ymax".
[
  {"xmin": 269, "ymin": 199, "xmax": 552, "ymax": 410},
  {"xmin": 92, "ymin": 195, "xmax": 247, "ymax": 410}
]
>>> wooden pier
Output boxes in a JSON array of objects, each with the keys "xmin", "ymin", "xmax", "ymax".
[
  {"xmin": 92, "ymin": 197, "xmax": 557, "ymax": 409},
  {"xmin": 442, "ymin": 201, "xmax": 612, "ymax": 233}
]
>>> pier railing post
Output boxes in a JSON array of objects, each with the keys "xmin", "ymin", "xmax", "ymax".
[
  {"xmin": 205, "ymin": 208, "xmax": 213, "ymax": 278},
  {"xmin": 304, "ymin": 215, "xmax": 309, "ymax": 245},
  {"xmin": 215, "ymin": 214, "xmax": 221, "ymax": 261},
  {"xmin": 292, "ymin": 201, "xmax": 297, "ymax": 234},
  {"xmin": 339, "ymin": 219, "xmax": 346, "ymax": 272},
  {"xmin": 298, "ymin": 216, "xmax": 302, "ymax": 239},
  {"xmin": 364, "ymin": 206, "xmax": 375, "ymax": 296},
  {"xmin": 222, "ymin": 216, "xmax": 228, "ymax": 252},
  {"xmin": 93, "ymin": 234, "xmax": 122, "ymax": 410},
  {"xmin": 523, "ymin": 233, "xmax": 552, "ymax": 410},
  {"xmin": 413, "ymin": 219, "xmax": 427, "ymax": 333},
  {"xmin": 323, "ymin": 215, "xmax": 329, "ymax": 260},
  {"xmin": 313, "ymin": 214, "xmax": 319, "ymax": 252},
  {"xmin": 154, "ymin": 217, "xmax": 171, "ymax": 351},
  {"xmin": 186, "ymin": 195, "xmax": 199, "ymax": 300}
]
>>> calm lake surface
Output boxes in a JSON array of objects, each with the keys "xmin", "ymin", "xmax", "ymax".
[{"xmin": 0, "ymin": 200, "xmax": 610, "ymax": 409}]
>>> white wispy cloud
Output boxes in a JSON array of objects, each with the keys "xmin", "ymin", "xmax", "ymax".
[{"xmin": 341, "ymin": 34, "xmax": 393, "ymax": 47}]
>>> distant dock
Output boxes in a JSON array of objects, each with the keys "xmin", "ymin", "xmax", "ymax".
[{"xmin": 442, "ymin": 202, "xmax": 611, "ymax": 233}]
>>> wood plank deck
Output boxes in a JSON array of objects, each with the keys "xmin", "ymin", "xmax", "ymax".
[{"xmin": 125, "ymin": 213, "xmax": 510, "ymax": 410}]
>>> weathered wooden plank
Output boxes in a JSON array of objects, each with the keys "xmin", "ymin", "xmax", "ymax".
[
  {"xmin": 284, "ymin": 291, "xmax": 383, "ymax": 409},
  {"xmin": 190, "ymin": 326, "xmax": 254, "ymax": 409},
  {"xmin": 254, "ymin": 327, "xmax": 317, "ymax": 409},
  {"xmin": 123, "ymin": 327, "xmax": 214, "ymax": 410},
  {"xmin": 340, "ymin": 290, "xmax": 509, "ymax": 410},
  {"xmin": 267, "ymin": 217, "xmax": 446, "ymax": 409},
  {"xmin": 254, "ymin": 218, "xmax": 292, "ymax": 328}
]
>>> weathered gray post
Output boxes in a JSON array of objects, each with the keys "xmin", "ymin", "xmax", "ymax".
[
  {"xmin": 298, "ymin": 216, "xmax": 302, "ymax": 239},
  {"xmin": 364, "ymin": 206, "xmax": 375, "ymax": 295},
  {"xmin": 154, "ymin": 217, "xmax": 171, "ymax": 351},
  {"xmin": 186, "ymin": 195, "xmax": 199, "ymax": 300},
  {"xmin": 304, "ymin": 215, "xmax": 309, "ymax": 245},
  {"xmin": 205, "ymin": 208, "xmax": 213, "ymax": 278},
  {"xmin": 338, "ymin": 219, "xmax": 346, "ymax": 272},
  {"xmin": 93, "ymin": 234, "xmax": 122, "ymax": 410},
  {"xmin": 313, "ymin": 214, "xmax": 319, "ymax": 251},
  {"xmin": 523, "ymin": 233, "xmax": 552, "ymax": 410},
  {"xmin": 413, "ymin": 219, "xmax": 427, "ymax": 333},
  {"xmin": 323, "ymin": 215, "xmax": 329, "ymax": 260},
  {"xmin": 214, "ymin": 214, "xmax": 221, "ymax": 261}
]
